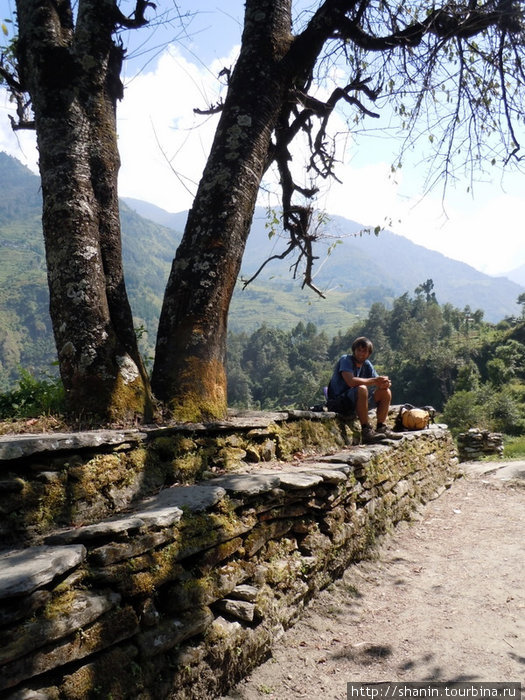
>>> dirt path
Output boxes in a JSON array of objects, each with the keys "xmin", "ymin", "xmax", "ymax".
[{"xmin": 222, "ymin": 462, "xmax": 525, "ymax": 700}]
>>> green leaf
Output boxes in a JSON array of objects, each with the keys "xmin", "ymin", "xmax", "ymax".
[{"xmin": 1, "ymin": 22, "xmax": 8, "ymax": 36}]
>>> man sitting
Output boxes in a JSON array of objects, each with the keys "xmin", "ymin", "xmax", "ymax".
[{"xmin": 327, "ymin": 336, "xmax": 392, "ymax": 444}]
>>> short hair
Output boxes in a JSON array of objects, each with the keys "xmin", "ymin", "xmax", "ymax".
[{"xmin": 352, "ymin": 336, "xmax": 373, "ymax": 355}]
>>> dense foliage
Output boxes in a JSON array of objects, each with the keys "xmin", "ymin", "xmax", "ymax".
[
  {"xmin": 227, "ymin": 283, "xmax": 525, "ymax": 436},
  {"xmin": 1, "ymin": 281, "xmax": 524, "ymax": 438}
]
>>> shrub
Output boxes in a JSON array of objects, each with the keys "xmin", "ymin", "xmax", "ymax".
[
  {"xmin": 442, "ymin": 384, "xmax": 525, "ymax": 437},
  {"xmin": 0, "ymin": 369, "xmax": 65, "ymax": 419},
  {"xmin": 441, "ymin": 390, "xmax": 485, "ymax": 436}
]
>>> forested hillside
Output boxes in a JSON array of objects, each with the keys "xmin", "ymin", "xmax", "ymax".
[
  {"xmin": 0, "ymin": 153, "xmax": 182, "ymax": 390},
  {"xmin": 226, "ymin": 289, "xmax": 525, "ymax": 438}
]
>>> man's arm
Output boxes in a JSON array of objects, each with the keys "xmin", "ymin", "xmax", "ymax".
[{"xmin": 341, "ymin": 371, "xmax": 391, "ymax": 389}]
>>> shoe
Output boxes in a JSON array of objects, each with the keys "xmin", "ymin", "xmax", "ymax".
[
  {"xmin": 361, "ymin": 424, "xmax": 388, "ymax": 444},
  {"xmin": 376, "ymin": 423, "xmax": 404, "ymax": 440}
]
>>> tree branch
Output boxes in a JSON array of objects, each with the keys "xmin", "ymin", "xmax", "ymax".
[
  {"xmin": 194, "ymin": 100, "xmax": 224, "ymax": 115},
  {"xmin": 0, "ymin": 62, "xmax": 35, "ymax": 130},
  {"xmin": 114, "ymin": 0, "xmax": 155, "ymax": 29},
  {"xmin": 332, "ymin": 7, "xmax": 505, "ymax": 51}
]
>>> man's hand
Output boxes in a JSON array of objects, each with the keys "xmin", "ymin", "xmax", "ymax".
[{"xmin": 376, "ymin": 376, "xmax": 391, "ymax": 389}]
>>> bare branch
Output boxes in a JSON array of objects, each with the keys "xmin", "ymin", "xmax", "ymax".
[
  {"xmin": 194, "ymin": 100, "xmax": 224, "ymax": 115},
  {"xmin": 497, "ymin": 30, "xmax": 522, "ymax": 163},
  {"xmin": 0, "ymin": 61, "xmax": 35, "ymax": 130},
  {"xmin": 114, "ymin": 0, "xmax": 155, "ymax": 29},
  {"xmin": 333, "ymin": 7, "xmax": 506, "ymax": 51}
]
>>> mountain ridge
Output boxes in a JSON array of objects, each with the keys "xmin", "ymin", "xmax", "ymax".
[{"xmin": 123, "ymin": 197, "xmax": 523, "ymax": 322}]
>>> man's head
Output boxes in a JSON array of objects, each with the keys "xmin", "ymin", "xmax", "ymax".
[{"xmin": 351, "ymin": 336, "xmax": 373, "ymax": 358}]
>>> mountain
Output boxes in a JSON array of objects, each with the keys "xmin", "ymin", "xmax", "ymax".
[
  {"xmin": 504, "ymin": 262, "xmax": 525, "ymax": 287},
  {"xmin": 0, "ymin": 152, "xmax": 523, "ymax": 390},
  {"xmin": 123, "ymin": 198, "xmax": 524, "ymax": 325}
]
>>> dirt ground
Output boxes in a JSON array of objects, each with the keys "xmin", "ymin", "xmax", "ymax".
[{"xmin": 222, "ymin": 461, "xmax": 525, "ymax": 700}]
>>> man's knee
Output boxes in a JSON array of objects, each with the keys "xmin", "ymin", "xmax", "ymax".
[
  {"xmin": 356, "ymin": 385, "xmax": 368, "ymax": 401},
  {"xmin": 375, "ymin": 387, "xmax": 391, "ymax": 403}
]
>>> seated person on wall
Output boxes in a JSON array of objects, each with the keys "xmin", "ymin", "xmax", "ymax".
[{"xmin": 327, "ymin": 336, "xmax": 392, "ymax": 444}]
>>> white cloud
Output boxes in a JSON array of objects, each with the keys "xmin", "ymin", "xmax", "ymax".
[
  {"xmin": 117, "ymin": 45, "xmax": 236, "ymax": 212},
  {"xmin": 319, "ymin": 157, "xmax": 525, "ymax": 276}
]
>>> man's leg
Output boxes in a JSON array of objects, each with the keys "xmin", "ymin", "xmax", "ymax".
[
  {"xmin": 375, "ymin": 387, "xmax": 392, "ymax": 426},
  {"xmin": 355, "ymin": 385, "xmax": 370, "ymax": 426},
  {"xmin": 355, "ymin": 386, "xmax": 387, "ymax": 444}
]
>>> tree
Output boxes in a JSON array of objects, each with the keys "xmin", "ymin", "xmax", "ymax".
[
  {"xmin": 1, "ymin": 0, "xmax": 154, "ymax": 421},
  {"xmin": 415, "ymin": 279, "xmax": 437, "ymax": 305},
  {"xmin": 150, "ymin": 0, "xmax": 524, "ymax": 420},
  {"xmin": 518, "ymin": 292, "xmax": 525, "ymax": 318},
  {"xmin": 3, "ymin": 0, "xmax": 525, "ymax": 422}
]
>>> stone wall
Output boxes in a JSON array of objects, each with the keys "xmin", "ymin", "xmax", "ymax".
[
  {"xmin": 457, "ymin": 428, "xmax": 504, "ymax": 461},
  {"xmin": 0, "ymin": 413, "xmax": 459, "ymax": 699}
]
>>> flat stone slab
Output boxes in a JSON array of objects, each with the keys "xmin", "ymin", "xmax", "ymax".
[
  {"xmin": 46, "ymin": 484, "xmax": 226, "ymax": 545},
  {"xmin": 273, "ymin": 472, "xmax": 325, "ymax": 489},
  {"xmin": 0, "ymin": 430, "xmax": 146, "ymax": 462},
  {"xmin": 139, "ymin": 483, "xmax": 227, "ymax": 513},
  {"xmin": 288, "ymin": 464, "xmax": 350, "ymax": 482},
  {"xmin": 318, "ymin": 449, "xmax": 371, "ymax": 465},
  {"xmin": 210, "ymin": 473, "xmax": 282, "ymax": 496},
  {"xmin": 45, "ymin": 515, "xmax": 154, "ymax": 545},
  {"xmin": 0, "ymin": 413, "xmax": 292, "ymax": 463},
  {"xmin": 0, "ymin": 589, "xmax": 121, "ymax": 666},
  {"xmin": 0, "ymin": 545, "xmax": 86, "ymax": 600}
]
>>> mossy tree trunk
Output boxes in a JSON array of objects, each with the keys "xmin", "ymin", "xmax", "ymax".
[
  {"xmin": 15, "ymin": 0, "xmax": 153, "ymax": 421},
  {"xmin": 151, "ymin": 0, "xmax": 297, "ymax": 421}
]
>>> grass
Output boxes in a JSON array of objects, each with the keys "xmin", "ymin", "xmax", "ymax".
[{"xmin": 503, "ymin": 435, "xmax": 525, "ymax": 459}]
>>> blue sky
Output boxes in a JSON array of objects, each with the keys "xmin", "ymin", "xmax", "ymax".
[{"xmin": 0, "ymin": 1, "xmax": 524, "ymax": 277}]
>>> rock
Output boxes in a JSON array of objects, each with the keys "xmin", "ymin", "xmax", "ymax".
[
  {"xmin": 212, "ymin": 473, "xmax": 282, "ymax": 496},
  {"xmin": 215, "ymin": 598, "xmax": 256, "ymax": 622},
  {"xmin": 276, "ymin": 472, "xmax": 324, "ymax": 489},
  {"xmin": 0, "ymin": 430, "xmax": 146, "ymax": 461},
  {"xmin": 0, "ymin": 589, "xmax": 51, "ymax": 627},
  {"xmin": 136, "ymin": 607, "xmax": 214, "ymax": 658},
  {"xmin": 0, "ymin": 546, "xmax": 86, "ymax": 600},
  {"xmin": 229, "ymin": 584, "xmax": 259, "ymax": 602},
  {"xmin": 0, "ymin": 590, "xmax": 122, "ymax": 665},
  {"xmin": 0, "ymin": 606, "xmax": 139, "ymax": 692}
]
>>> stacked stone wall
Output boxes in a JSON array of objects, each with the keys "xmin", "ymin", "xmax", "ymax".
[
  {"xmin": 0, "ymin": 414, "xmax": 459, "ymax": 699},
  {"xmin": 457, "ymin": 428, "xmax": 504, "ymax": 461}
]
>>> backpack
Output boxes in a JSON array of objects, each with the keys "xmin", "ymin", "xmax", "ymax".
[{"xmin": 394, "ymin": 404, "xmax": 435, "ymax": 431}]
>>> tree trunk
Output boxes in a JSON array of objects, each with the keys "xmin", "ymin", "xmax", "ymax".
[
  {"xmin": 151, "ymin": 0, "xmax": 294, "ymax": 421},
  {"xmin": 16, "ymin": 0, "xmax": 153, "ymax": 421}
]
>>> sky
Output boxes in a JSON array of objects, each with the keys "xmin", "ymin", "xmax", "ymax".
[{"xmin": 0, "ymin": 1, "xmax": 524, "ymax": 277}]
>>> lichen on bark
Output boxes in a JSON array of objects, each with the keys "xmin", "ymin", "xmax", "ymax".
[{"xmin": 15, "ymin": 0, "xmax": 153, "ymax": 422}]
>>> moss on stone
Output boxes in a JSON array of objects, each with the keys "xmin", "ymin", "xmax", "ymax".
[
  {"xmin": 60, "ymin": 644, "xmax": 142, "ymax": 699},
  {"xmin": 42, "ymin": 589, "xmax": 78, "ymax": 620},
  {"xmin": 275, "ymin": 418, "xmax": 346, "ymax": 459}
]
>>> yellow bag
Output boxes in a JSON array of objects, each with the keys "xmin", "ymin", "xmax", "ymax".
[
  {"xmin": 401, "ymin": 408, "xmax": 430, "ymax": 430},
  {"xmin": 393, "ymin": 403, "xmax": 434, "ymax": 431}
]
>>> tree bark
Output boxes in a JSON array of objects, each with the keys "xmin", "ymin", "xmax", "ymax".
[
  {"xmin": 15, "ymin": 0, "xmax": 153, "ymax": 421},
  {"xmin": 151, "ymin": 0, "xmax": 295, "ymax": 421}
]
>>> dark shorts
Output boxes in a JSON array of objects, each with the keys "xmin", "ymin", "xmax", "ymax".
[{"xmin": 327, "ymin": 387, "xmax": 374, "ymax": 414}]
